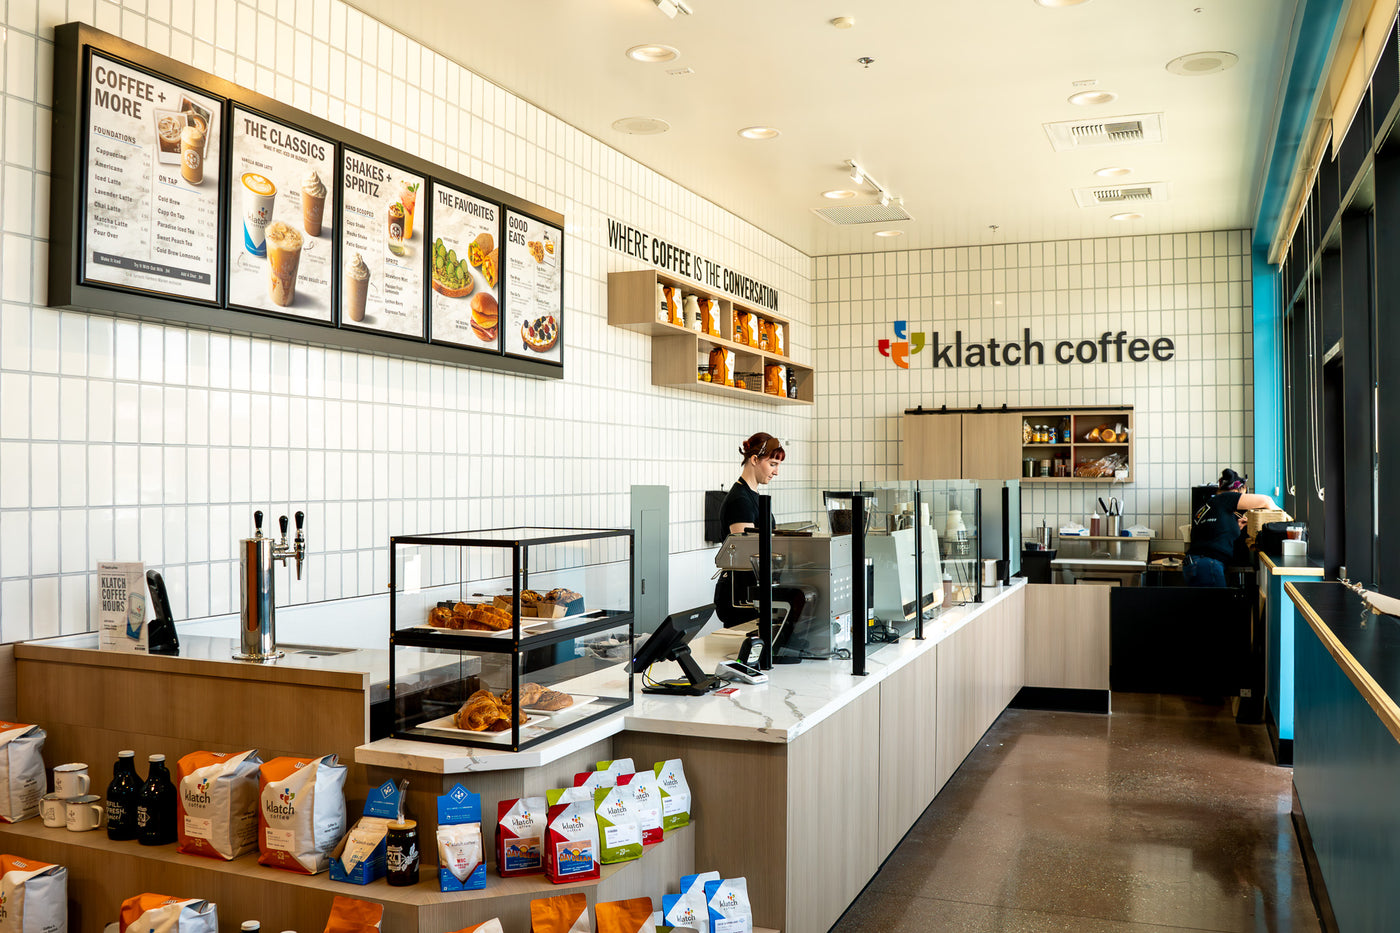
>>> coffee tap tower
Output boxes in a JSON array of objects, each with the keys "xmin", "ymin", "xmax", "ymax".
[{"xmin": 236, "ymin": 509, "xmax": 306, "ymax": 661}]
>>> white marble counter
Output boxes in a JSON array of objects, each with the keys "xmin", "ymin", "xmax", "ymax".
[{"xmin": 355, "ymin": 580, "xmax": 1026, "ymax": 772}]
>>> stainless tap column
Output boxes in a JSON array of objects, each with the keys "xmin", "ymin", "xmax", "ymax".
[{"xmin": 236, "ymin": 510, "xmax": 285, "ymax": 661}]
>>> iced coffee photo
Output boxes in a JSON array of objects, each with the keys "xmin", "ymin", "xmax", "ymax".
[
  {"xmin": 265, "ymin": 221, "xmax": 303, "ymax": 307},
  {"xmin": 180, "ymin": 122, "xmax": 205, "ymax": 186},
  {"xmin": 153, "ymin": 111, "xmax": 185, "ymax": 164}
]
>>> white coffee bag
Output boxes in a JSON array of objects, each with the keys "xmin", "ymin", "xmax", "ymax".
[
  {"xmin": 704, "ymin": 878, "xmax": 752, "ymax": 933},
  {"xmin": 118, "ymin": 895, "xmax": 217, "ymax": 933},
  {"xmin": 176, "ymin": 749, "xmax": 261, "ymax": 861},
  {"xmin": 654, "ymin": 759, "xmax": 691, "ymax": 830},
  {"xmin": 661, "ymin": 870, "xmax": 719, "ymax": 932},
  {"xmin": 257, "ymin": 755, "xmax": 346, "ymax": 874},
  {"xmin": 0, "ymin": 855, "xmax": 67, "ymax": 933},
  {"xmin": 0, "ymin": 724, "xmax": 45, "ymax": 823}
]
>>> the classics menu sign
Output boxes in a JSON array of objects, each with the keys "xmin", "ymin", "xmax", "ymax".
[
  {"xmin": 503, "ymin": 210, "xmax": 562, "ymax": 364},
  {"xmin": 429, "ymin": 181, "xmax": 501, "ymax": 351},
  {"xmin": 339, "ymin": 148, "xmax": 426, "ymax": 338},
  {"xmin": 227, "ymin": 106, "xmax": 336, "ymax": 322},
  {"xmin": 82, "ymin": 52, "xmax": 222, "ymax": 303}
]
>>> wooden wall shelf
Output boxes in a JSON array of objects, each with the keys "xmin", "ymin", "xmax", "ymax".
[{"xmin": 609, "ymin": 269, "xmax": 814, "ymax": 405}]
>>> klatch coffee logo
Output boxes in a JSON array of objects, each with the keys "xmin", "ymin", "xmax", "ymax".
[{"xmin": 878, "ymin": 322, "xmax": 1175, "ymax": 369}]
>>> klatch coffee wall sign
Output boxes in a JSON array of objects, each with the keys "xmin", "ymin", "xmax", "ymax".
[
  {"xmin": 878, "ymin": 322, "xmax": 1177, "ymax": 369},
  {"xmin": 82, "ymin": 52, "xmax": 223, "ymax": 304}
]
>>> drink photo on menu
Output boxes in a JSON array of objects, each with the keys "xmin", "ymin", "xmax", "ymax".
[
  {"xmin": 338, "ymin": 147, "xmax": 426, "ymax": 338},
  {"xmin": 81, "ymin": 53, "xmax": 223, "ymax": 303},
  {"xmin": 428, "ymin": 181, "xmax": 501, "ymax": 351},
  {"xmin": 226, "ymin": 106, "xmax": 336, "ymax": 322},
  {"xmin": 503, "ymin": 210, "xmax": 562, "ymax": 364}
]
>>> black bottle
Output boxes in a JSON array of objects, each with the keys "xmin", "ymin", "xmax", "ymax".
[
  {"xmin": 106, "ymin": 749, "xmax": 143, "ymax": 840},
  {"xmin": 135, "ymin": 753, "xmax": 177, "ymax": 845}
]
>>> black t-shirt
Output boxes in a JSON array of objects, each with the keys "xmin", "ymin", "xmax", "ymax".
[
  {"xmin": 1188, "ymin": 491, "xmax": 1244, "ymax": 563},
  {"xmin": 718, "ymin": 480, "xmax": 774, "ymax": 533}
]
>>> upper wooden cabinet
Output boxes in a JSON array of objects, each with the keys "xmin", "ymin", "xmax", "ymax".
[{"xmin": 903, "ymin": 407, "xmax": 1134, "ymax": 482}]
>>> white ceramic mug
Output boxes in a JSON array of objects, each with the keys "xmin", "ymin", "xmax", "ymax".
[
  {"xmin": 40, "ymin": 793, "xmax": 66, "ymax": 828},
  {"xmin": 53, "ymin": 763, "xmax": 90, "ymax": 798},
  {"xmin": 65, "ymin": 794, "xmax": 103, "ymax": 831}
]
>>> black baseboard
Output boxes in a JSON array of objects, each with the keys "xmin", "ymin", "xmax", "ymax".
[
  {"xmin": 1292, "ymin": 784, "xmax": 1339, "ymax": 933},
  {"xmin": 1266, "ymin": 707, "xmax": 1294, "ymax": 766},
  {"xmin": 1009, "ymin": 686, "xmax": 1110, "ymax": 714}
]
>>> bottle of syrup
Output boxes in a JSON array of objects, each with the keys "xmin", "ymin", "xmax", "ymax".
[
  {"xmin": 106, "ymin": 749, "xmax": 143, "ymax": 840},
  {"xmin": 136, "ymin": 753, "xmax": 177, "ymax": 845}
]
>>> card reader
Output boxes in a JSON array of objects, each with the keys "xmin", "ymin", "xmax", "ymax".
[{"xmin": 715, "ymin": 660, "xmax": 768, "ymax": 684}]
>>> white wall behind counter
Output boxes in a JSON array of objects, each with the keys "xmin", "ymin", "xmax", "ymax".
[{"xmin": 0, "ymin": 0, "xmax": 814, "ymax": 643}]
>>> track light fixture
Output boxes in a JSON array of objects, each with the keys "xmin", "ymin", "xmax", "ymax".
[{"xmin": 846, "ymin": 160, "xmax": 898, "ymax": 207}]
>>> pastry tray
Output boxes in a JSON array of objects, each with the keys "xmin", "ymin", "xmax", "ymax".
[{"xmin": 415, "ymin": 712, "xmax": 553, "ymax": 744}]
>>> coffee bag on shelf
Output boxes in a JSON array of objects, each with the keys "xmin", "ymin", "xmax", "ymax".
[
  {"xmin": 595, "ymin": 897, "xmax": 654, "ymax": 933},
  {"xmin": 704, "ymin": 877, "xmax": 753, "ymax": 933},
  {"xmin": 257, "ymin": 755, "xmax": 346, "ymax": 875},
  {"xmin": 0, "ymin": 854, "xmax": 67, "ymax": 933},
  {"xmin": 176, "ymin": 749, "xmax": 261, "ymax": 861},
  {"xmin": 616, "ymin": 770, "xmax": 662, "ymax": 845},
  {"xmin": 436, "ymin": 783, "xmax": 485, "ymax": 892},
  {"xmin": 654, "ymin": 759, "xmax": 692, "ymax": 830},
  {"xmin": 593, "ymin": 785, "xmax": 643, "ymax": 864},
  {"xmin": 543, "ymin": 787, "xmax": 599, "ymax": 883},
  {"xmin": 496, "ymin": 796, "xmax": 547, "ymax": 877},
  {"xmin": 662, "ymin": 870, "xmax": 720, "ymax": 932},
  {"xmin": 118, "ymin": 894, "xmax": 217, "ymax": 933},
  {"xmin": 0, "ymin": 722, "xmax": 45, "ymax": 823}
]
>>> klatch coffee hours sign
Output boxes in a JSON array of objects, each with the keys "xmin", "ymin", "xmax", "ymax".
[
  {"xmin": 338, "ymin": 148, "xmax": 426, "ymax": 338},
  {"xmin": 227, "ymin": 106, "xmax": 337, "ymax": 322},
  {"xmin": 82, "ymin": 52, "xmax": 222, "ymax": 303}
]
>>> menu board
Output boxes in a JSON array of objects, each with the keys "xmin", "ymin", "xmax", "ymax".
[
  {"xmin": 502, "ymin": 210, "xmax": 563, "ymax": 364},
  {"xmin": 81, "ymin": 52, "xmax": 222, "ymax": 303},
  {"xmin": 227, "ymin": 107, "xmax": 337, "ymax": 321},
  {"xmin": 338, "ymin": 148, "xmax": 426, "ymax": 338},
  {"xmin": 428, "ymin": 182, "xmax": 501, "ymax": 351}
]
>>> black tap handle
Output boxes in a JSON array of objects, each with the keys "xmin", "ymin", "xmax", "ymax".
[
  {"xmin": 254, "ymin": 510, "xmax": 263, "ymax": 533},
  {"xmin": 295, "ymin": 511, "xmax": 305, "ymax": 533},
  {"xmin": 279, "ymin": 514, "xmax": 289, "ymax": 537}
]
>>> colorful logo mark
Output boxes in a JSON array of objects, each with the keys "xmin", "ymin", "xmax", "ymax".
[
  {"xmin": 877, "ymin": 320, "xmax": 926, "ymax": 369},
  {"xmin": 196, "ymin": 779, "xmax": 209, "ymax": 795},
  {"xmin": 279, "ymin": 787, "xmax": 295, "ymax": 806}
]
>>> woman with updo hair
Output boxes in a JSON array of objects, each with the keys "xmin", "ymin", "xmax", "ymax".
[
  {"xmin": 1183, "ymin": 468, "xmax": 1277, "ymax": 587},
  {"xmin": 713, "ymin": 432, "xmax": 787, "ymax": 627}
]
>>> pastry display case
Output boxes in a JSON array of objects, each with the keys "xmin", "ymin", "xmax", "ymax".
[{"xmin": 387, "ymin": 526, "xmax": 634, "ymax": 751}]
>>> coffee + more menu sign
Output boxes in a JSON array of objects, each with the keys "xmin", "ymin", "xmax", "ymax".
[{"xmin": 82, "ymin": 52, "xmax": 222, "ymax": 303}]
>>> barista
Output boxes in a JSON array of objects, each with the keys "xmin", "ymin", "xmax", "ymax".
[
  {"xmin": 714, "ymin": 433, "xmax": 784, "ymax": 627},
  {"xmin": 1184, "ymin": 468, "xmax": 1277, "ymax": 587}
]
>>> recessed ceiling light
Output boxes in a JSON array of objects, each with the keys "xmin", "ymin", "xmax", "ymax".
[
  {"xmin": 627, "ymin": 44, "xmax": 680, "ymax": 63},
  {"xmin": 830, "ymin": 16, "xmax": 855, "ymax": 29},
  {"xmin": 611, "ymin": 116, "xmax": 671, "ymax": 135},
  {"xmin": 1095, "ymin": 166, "xmax": 1132, "ymax": 177},
  {"xmin": 1034, "ymin": 0, "xmax": 1091, "ymax": 6},
  {"xmin": 738, "ymin": 125, "xmax": 780, "ymax": 140},
  {"xmin": 874, "ymin": 229, "xmax": 904, "ymax": 238},
  {"xmin": 822, "ymin": 189, "xmax": 856, "ymax": 199},
  {"xmin": 1166, "ymin": 51, "xmax": 1240, "ymax": 76},
  {"xmin": 1111, "ymin": 212, "xmax": 1144, "ymax": 221},
  {"xmin": 1069, "ymin": 90, "xmax": 1117, "ymax": 105}
]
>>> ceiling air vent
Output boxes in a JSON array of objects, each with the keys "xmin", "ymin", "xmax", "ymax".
[
  {"xmin": 1044, "ymin": 113, "xmax": 1165, "ymax": 151},
  {"xmin": 1072, "ymin": 181, "xmax": 1170, "ymax": 207},
  {"xmin": 811, "ymin": 202, "xmax": 914, "ymax": 225}
]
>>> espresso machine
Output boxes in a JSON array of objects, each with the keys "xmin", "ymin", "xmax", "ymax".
[
  {"xmin": 714, "ymin": 533, "xmax": 853, "ymax": 657},
  {"xmin": 236, "ymin": 509, "xmax": 307, "ymax": 661}
]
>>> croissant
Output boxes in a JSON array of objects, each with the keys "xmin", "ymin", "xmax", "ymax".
[
  {"xmin": 465, "ymin": 605, "xmax": 512, "ymax": 630},
  {"xmin": 428, "ymin": 606, "xmax": 453, "ymax": 628},
  {"xmin": 504, "ymin": 683, "xmax": 546, "ymax": 707}
]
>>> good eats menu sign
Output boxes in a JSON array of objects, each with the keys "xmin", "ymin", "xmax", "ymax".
[{"xmin": 82, "ymin": 52, "xmax": 222, "ymax": 303}]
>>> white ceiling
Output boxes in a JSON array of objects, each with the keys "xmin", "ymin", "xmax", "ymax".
[{"xmin": 346, "ymin": 0, "xmax": 1301, "ymax": 257}]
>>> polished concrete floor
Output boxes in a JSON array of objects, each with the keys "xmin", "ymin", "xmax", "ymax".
[{"xmin": 831, "ymin": 694, "xmax": 1321, "ymax": 933}]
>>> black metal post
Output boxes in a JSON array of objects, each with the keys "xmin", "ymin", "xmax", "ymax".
[
  {"xmin": 852, "ymin": 494, "xmax": 868, "ymax": 676},
  {"xmin": 758, "ymin": 496, "xmax": 774, "ymax": 670},
  {"xmin": 913, "ymin": 488, "xmax": 925, "ymax": 640}
]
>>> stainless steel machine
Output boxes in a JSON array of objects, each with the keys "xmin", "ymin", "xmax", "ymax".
[{"xmin": 714, "ymin": 533, "xmax": 853, "ymax": 657}]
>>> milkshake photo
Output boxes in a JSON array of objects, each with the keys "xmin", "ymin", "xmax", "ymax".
[
  {"xmin": 338, "ymin": 147, "xmax": 426, "ymax": 337},
  {"xmin": 226, "ymin": 107, "xmax": 336, "ymax": 322}
]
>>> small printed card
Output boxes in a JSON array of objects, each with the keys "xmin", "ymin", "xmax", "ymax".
[{"xmin": 97, "ymin": 562, "xmax": 149, "ymax": 654}]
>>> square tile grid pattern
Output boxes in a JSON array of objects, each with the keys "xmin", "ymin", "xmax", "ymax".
[
  {"xmin": 811, "ymin": 232, "xmax": 1255, "ymax": 543},
  {"xmin": 0, "ymin": 0, "xmax": 814, "ymax": 640}
]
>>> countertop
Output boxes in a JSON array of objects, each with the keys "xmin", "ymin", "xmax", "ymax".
[
  {"xmin": 1260, "ymin": 553, "xmax": 1325, "ymax": 575},
  {"xmin": 1286, "ymin": 581, "xmax": 1400, "ymax": 741},
  {"xmin": 356, "ymin": 580, "xmax": 1028, "ymax": 774}
]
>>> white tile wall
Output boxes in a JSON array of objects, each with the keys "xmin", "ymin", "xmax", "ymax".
[
  {"xmin": 811, "ymin": 232, "xmax": 1255, "ymax": 539},
  {"xmin": 0, "ymin": 0, "xmax": 815, "ymax": 639}
]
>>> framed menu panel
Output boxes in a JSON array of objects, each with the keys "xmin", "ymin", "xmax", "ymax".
[
  {"xmin": 428, "ymin": 181, "xmax": 502, "ymax": 352},
  {"xmin": 502, "ymin": 210, "xmax": 563, "ymax": 365},
  {"xmin": 81, "ymin": 51, "xmax": 223, "ymax": 303},
  {"xmin": 226, "ymin": 106, "xmax": 337, "ymax": 322},
  {"xmin": 338, "ymin": 148, "xmax": 426, "ymax": 339}
]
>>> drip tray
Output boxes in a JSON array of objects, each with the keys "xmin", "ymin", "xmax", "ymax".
[{"xmin": 279, "ymin": 645, "xmax": 356, "ymax": 658}]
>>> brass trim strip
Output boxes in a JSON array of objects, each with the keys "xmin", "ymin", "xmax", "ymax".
[{"xmin": 1287, "ymin": 581, "xmax": 1400, "ymax": 743}]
